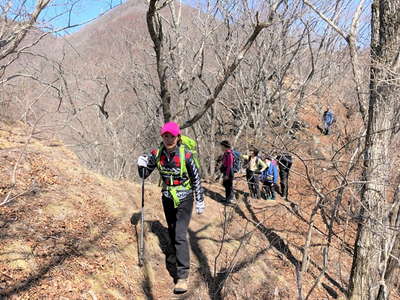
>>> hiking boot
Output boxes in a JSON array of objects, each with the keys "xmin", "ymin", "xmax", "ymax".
[
  {"xmin": 226, "ymin": 200, "xmax": 236, "ymax": 206},
  {"xmin": 227, "ymin": 196, "xmax": 236, "ymax": 204},
  {"xmin": 174, "ymin": 278, "xmax": 188, "ymax": 294}
]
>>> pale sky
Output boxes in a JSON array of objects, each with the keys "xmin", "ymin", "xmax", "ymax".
[
  {"xmin": 23, "ymin": 0, "xmax": 371, "ymax": 40},
  {"xmin": 24, "ymin": 0, "xmax": 125, "ymax": 34}
]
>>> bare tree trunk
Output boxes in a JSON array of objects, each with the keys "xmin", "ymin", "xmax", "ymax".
[
  {"xmin": 146, "ymin": 0, "xmax": 172, "ymax": 122},
  {"xmin": 349, "ymin": 1, "xmax": 400, "ymax": 299},
  {"xmin": 209, "ymin": 106, "xmax": 216, "ymax": 179},
  {"xmin": 377, "ymin": 184, "xmax": 400, "ymax": 300}
]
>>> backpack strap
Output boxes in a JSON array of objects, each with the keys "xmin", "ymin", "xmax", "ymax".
[
  {"xmin": 156, "ymin": 144, "xmax": 187, "ymax": 175},
  {"xmin": 155, "ymin": 142, "xmax": 165, "ymax": 170},
  {"xmin": 156, "ymin": 144, "xmax": 191, "ymax": 208},
  {"xmin": 179, "ymin": 144, "xmax": 187, "ymax": 177}
]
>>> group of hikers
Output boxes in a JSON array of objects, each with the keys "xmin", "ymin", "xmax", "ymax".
[
  {"xmin": 219, "ymin": 140, "xmax": 292, "ymax": 204},
  {"xmin": 136, "ymin": 108, "xmax": 333, "ymax": 294}
]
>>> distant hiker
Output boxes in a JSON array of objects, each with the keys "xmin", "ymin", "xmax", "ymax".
[
  {"xmin": 219, "ymin": 140, "xmax": 235, "ymax": 203},
  {"xmin": 322, "ymin": 107, "xmax": 335, "ymax": 135},
  {"xmin": 260, "ymin": 155, "xmax": 278, "ymax": 200},
  {"xmin": 242, "ymin": 149, "xmax": 267, "ymax": 199},
  {"xmin": 137, "ymin": 122, "xmax": 205, "ymax": 294},
  {"xmin": 276, "ymin": 153, "xmax": 293, "ymax": 200}
]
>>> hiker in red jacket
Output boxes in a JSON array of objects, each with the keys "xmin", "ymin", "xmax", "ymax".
[
  {"xmin": 220, "ymin": 140, "xmax": 235, "ymax": 204},
  {"xmin": 137, "ymin": 122, "xmax": 204, "ymax": 294}
]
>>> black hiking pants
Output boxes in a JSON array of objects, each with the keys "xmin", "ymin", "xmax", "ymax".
[
  {"xmin": 162, "ymin": 193, "xmax": 193, "ymax": 279},
  {"xmin": 262, "ymin": 182, "xmax": 275, "ymax": 200},
  {"xmin": 279, "ymin": 169, "xmax": 289, "ymax": 200},
  {"xmin": 323, "ymin": 122, "xmax": 331, "ymax": 135},
  {"xmin": 222, "ymin": 176, "xmax": 234, "ymax": 202},
  {"xmin": 246, "ymin": 169, "xmax": 260, "ymax": 198}
]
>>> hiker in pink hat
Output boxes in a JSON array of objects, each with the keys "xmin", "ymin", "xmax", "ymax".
[
  {"xmin": 160, "ymin": 121, "xmax": 181, "ymax": 136},
  {"xmin": 137, "ymin": 121, "xmax": 204, "ymax": 294}
]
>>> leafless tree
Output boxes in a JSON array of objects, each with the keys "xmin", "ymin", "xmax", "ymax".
[
  {"xmin": 0, "ymin": 0, "xmax": 51, "ymax": 75},
  {"xmin": 145, "ymin": 0, "xmax": 287, "ymax": 127},
  {"xmin": 303, "ymin": 0, "xmax": 400, "ymax": 299},
  {"xmin": 348, "ymin": 1, "xmax": 400, "ymax": 298}
]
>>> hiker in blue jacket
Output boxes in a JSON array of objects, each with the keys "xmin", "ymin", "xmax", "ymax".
[
  {"xmin": 322, "ymin": 107, "xmax": 335, "ymax": 135},
  {"xmin": 260, "ymin": 155, "xmax": 278, "ymax": 200}
]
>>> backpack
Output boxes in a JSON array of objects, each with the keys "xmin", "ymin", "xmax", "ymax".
[
  {"xmin": 260, "ymin": 167, "xmax": 273, "ymax": 182},
  {"xmin": 324, "ymin": 111, "xmax": 334, "ymax": 125},
  {"xmin": 232, "ymin": 149, "xmax": 241, "ymax": 173},
  {"xmin": 156, "ymin": 135, "xmax": 201, "ymax": 175},
  {"xmin": 180, "ymin": 135, "xmax": 201, "ymax": 170},
  {"xmin": 278, "ymin": 154, "xmax": 292, "ymax": 170}
]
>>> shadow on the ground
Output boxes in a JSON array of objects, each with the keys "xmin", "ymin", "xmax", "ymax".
[
  {"xmin": 317, "ymin": 124, "xmax": 324, "ymax": 134},
  {"xmin": 203, "ymin": 187, "xmax": 226, "ymax": 204},
  {"xmin": 149, "ymin": 220, "xmax": 177, "ymax": 281},
  {"xmin": 203, "ymin": 187, "xmax": 230, "ymax": 205},
  {"xmin": 235, "ymin": 190, "xmax": 301, "ymax": 267},
  {"xmin": 234, "ymin": 190, "xmax": 346, "ymax": 298},
  {"xmin": 0, "ymin": 219, "xmax": 122, "ymax": 298},
  {"xmin": 188, "ymin": 224, "xmax": 273, "ymax": 299},
  {"xmin": 146, "ymin": 202, "xmax": 275, "ymax": 299},
  {"xmin": 145, "ymin": 185, "xmax": 348, "ymax": 299}
]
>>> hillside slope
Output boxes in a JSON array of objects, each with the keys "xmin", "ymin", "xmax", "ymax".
[
  {"xmin": 2, "ymin": 121, "xmax": 399, "ymax": 299},
  {"xmin": 0, "ymin": 122, "xmax": 143, "ymax": 298},
  {"xmin": 0, "ymin": 121, "xmax": 355, "ymax": 300}
]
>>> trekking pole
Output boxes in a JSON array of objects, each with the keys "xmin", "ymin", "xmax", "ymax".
[{"xmin": 138, "ymin": 168, "xmax": 145, "ymax": 267}]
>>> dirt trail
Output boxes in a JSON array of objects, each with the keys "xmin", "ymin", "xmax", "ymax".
[{"xmin": 139, "ymin": 181, "xmax": 296, "ymax": 299}]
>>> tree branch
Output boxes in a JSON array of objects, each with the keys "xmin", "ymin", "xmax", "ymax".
[
  {"xmin": 0, "ymin": 0, "xmax": 51, "ymax": 61},
  {"xmin": 303, "ymin": 0, "xmax": 367, "ymax": 124},
  {"xmin": 180, "ymin": 9, "xmax": 281, "ymax": 129},
  {"xmin": 97, "ymin": 81, "xmax": 110, "ymax": 119},
  {"xmin": 303, "ymin": 0, "xmax": 348, "ymax": 40}
]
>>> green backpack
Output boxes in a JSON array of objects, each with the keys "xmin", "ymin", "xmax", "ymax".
[
  {"xmin": 180, "ymin": 135, "xmax": 201, "ymax": 170},
  {"xmin": 156, "ymin": 135, "xmax": 201, "ymax": 176}
]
